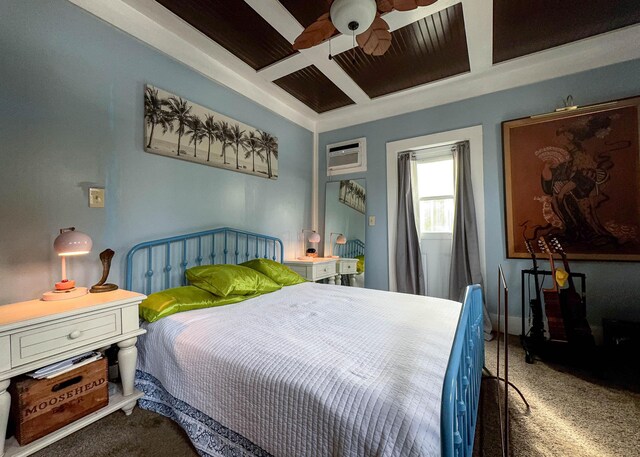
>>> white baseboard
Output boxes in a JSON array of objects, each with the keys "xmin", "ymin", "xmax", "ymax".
[{"xmin": 490, "ymin": 313, "xmax": 603, "ymax": 345}]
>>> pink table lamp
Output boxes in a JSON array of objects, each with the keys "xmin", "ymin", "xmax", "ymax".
[{"xmin": 42, "ymin": 227, "xmax": 93, "ymax": 301}]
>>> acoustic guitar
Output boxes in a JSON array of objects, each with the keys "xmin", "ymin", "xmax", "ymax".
[
  {"xmin": 548, "ymin": 237, "xmax": 594, "ymax": 344},
  {"xmin": 538, "ymin": 237, "xmax": 568, "ymax": 342},
  {"xmin": 524, "ymin": 238, "xmax": 545, "ymax": 343}
]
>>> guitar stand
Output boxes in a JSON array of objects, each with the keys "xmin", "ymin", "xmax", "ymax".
[{"xmin": 520, "ymin": 268, "xmax": 586, "ymax": 364}]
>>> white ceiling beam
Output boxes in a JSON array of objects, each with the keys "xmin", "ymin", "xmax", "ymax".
[
  {"xmin": 304, "ymin": 47, "xmax": 371, "ymax": 103},
  {"xmin": 243, "ymin": 0, "xmax": 302, "ymax": 43},
  {"xmin": 317, "ymin": 23, "xmax": 640, "ymax": 131},
  {"xmin": 384, "ymin": 0, "xmax": 458, "ymax": 31},
  {"xmin": 463, "ymin": 0, "xmax": 493, "ymax": 73},
  {"xmin": 68, "ymin": 0, "xmax": 318, "ymax": 130},
  {"xmin": 246, "ymin": 0, "xmax": 370, "ymax": 104},
  {"xmin": 258, "ymin": 53, "xmax": 312, "ymax": 81}
]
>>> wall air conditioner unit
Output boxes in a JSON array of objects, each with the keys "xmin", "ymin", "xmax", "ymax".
[{"xmin": 327, "ymin": 137, "xmax": 367, "ymax": 176}]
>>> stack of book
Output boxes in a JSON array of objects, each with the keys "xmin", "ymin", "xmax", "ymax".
[{"xmin": 27, "ymin": 351, "xmax": 103, "ymax": 379}]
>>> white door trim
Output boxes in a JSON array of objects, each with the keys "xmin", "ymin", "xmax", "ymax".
[{"xmin": 386, "ymin": 125, "xmax": 486, "ymax": 292}]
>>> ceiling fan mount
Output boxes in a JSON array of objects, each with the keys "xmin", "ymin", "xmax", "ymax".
[{"xmin": 292, "ymin": 0, "xmax": 438, "ymax": 57}]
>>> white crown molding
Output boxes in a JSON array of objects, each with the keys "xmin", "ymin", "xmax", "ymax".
[
  {"xmin": 68, "ymin": 0, "xmax": 318, "ymax": 131},
  {"xmin": 317, "ymin": 23, "xmax": 640, "ymax": 132},
  {"xmin": 67, "ymin": 0, "xmax": 640, "ymax": 136}
]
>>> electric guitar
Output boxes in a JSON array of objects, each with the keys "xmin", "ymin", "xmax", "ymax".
[
  {"xmin": 524, "ymin": 238, "xmax": 545, "ymax": 342},
  {"xmin": 548, "ymin": 237, "xmax": 594, "ymax": 343},
  {"xmin": 538, "ymin": 237, "xmax": 568, "ymax": 342}
]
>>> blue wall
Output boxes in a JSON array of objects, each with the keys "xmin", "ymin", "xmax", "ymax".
[
  {"xmin": 0, "ymin": 0, "xmax": 313, "ymax": 304},
  {"xmin": 319, "ymin": 59, "xmax": 640, "ymax": 326}
]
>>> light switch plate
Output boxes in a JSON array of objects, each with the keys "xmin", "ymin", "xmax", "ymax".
[
  {"xmin": 368, "ymin": 216, "xmax": 376, "ymax": 226},
  {"xmin": 89, "ymin": 187, "xmax": 105, "ymax": 208}
]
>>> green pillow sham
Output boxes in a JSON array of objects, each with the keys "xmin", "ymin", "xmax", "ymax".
[
  {"xmin": 241, "ymin": 258, "xmax": 307, "ymax": 286},
  {"xmin": 139, "ymin": 285, "xmax": 249, "ymax": 322},
  {"xmin": 186, "ymin": 264, "xmax": 282, "ymax": 297},
  {"xmin": 356, "ymin": 255, "xmax": 365, "ymax": 274}
]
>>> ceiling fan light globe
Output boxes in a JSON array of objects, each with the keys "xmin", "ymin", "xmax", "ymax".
[{"xmin": 330, "ymin": 0, "xmax": 376, "ymax": 36}]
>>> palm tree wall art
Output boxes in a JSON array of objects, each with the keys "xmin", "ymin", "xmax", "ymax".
[
  {"xmin": 339, "ymin": 180, "xmax": 366, "ymax": 213},
  {"xmin": 144, "ymin": 85, "xmax": 279, "ymax": 179}
]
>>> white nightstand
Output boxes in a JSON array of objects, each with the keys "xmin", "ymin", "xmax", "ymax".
[
  {"xmin": 284, "ymin": 259, "xmax": 338, "ymax": 284},
  {"xmin": 0, "ymin": 289, "xmax": 146, "ymax": 457},
  {"xmin": 336, "ymin": 258, "xmax": 359, "ymax": 286}
]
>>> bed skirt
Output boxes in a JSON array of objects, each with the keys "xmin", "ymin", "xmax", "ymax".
[{"xmin": 135, "ymin": 370, "xmax": 272, "ymax": 457}]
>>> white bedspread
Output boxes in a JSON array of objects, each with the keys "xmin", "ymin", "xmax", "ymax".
[{"xmin": 137, "ymin": 282, "xmax": 462, "ymax": 457}]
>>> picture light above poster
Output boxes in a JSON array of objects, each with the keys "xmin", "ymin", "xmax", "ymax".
[
  {"xmin": 144, "ymin": 85, "xmax": 279, "ymax": 179},
  {"xmin": 502, "ymin": 95, "xmax": 640, "ymax": 261}
]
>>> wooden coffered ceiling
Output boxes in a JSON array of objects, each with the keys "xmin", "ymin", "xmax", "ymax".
[{"xmin": 69, "ymin": 0, "xmax": 640, "ymax": 131}]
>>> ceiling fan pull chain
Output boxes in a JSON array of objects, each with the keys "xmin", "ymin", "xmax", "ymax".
[{"xmin": 329, "ymin": 38, "xmax": 333, "ymax": 60}]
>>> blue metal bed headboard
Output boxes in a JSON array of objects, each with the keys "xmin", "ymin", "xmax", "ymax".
[
  {"xmin": 338, "ymin": 239, "xmax": 365, "ymax": 258},
  {"xmin": 125, "ymin": 227, "xmax": 284, "ymax": 295}
]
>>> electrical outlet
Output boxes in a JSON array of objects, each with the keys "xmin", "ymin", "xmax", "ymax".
[
  {"xmin": 89, "ymin": 187, "xmax": 105, "ymax": 208},
  {"xmin": 369, "ymin": 216, "xmax": 376, "ymax": 226}
]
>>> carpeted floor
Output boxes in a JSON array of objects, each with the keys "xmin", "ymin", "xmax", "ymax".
[
  {"xmin": 32, "ymin": 337, "xmax": 639, "ymax": 457},
  {"xmin": 480, "ymin": 336, "xmax": 640, "ymax": 457}
]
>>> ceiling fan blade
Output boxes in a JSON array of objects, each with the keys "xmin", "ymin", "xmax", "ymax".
[
  {"xmin": 376, "ymin": 0, "xmax": 394, "ymax": 13},
  {"xmin": 392, "ymin": 0, "xmax": 419, "ymax": 11},
  {"xmin": 292, "ymin": 13, "xmax": 336, "ymax": 50},
  {"xmin": 356, "ymin": 16, "xmax": 392, "ymax": 56},
  {"xmin": 393, "ymin": 0, "xmax": 438, "ymax": 11}
]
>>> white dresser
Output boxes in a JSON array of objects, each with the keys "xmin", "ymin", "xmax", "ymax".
[
  {"xmin": 0, "ymin": 289, "xmax": 146, "ymax": 457},
  {"xmin": 336, "ymin": 258, "xmax": 359, "ymax": 286},
  {"xmin": 283, "ymin": 258, "xmax": 338, "ymax": 284}
]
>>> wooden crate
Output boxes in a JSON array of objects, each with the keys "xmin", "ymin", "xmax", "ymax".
[{"xmin": 9, "ymin": 358, "xmax": 108, "ymax": 445}]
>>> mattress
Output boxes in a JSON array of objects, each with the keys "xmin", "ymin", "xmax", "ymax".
[{"xmin": 136, "ymin": 282, "xmax": 462, "ymax": 457}]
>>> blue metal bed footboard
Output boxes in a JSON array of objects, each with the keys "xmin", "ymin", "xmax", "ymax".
[
  {"xmin": 441, "ymin": 284, "xmax": 484, "ymax": 457},
  {"xmin": 125, "ymin": 227, "xmax": 284, "ymax": 295}
]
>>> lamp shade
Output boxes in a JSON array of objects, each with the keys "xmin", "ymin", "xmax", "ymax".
[
  {"xmin": 336, "ymin": 234, "xmax": 347, "ymax": 245},
  {"xmin": 54, "ymin": 228, "xmax": 92, "ymax": 256},
  {"xmin": 308, "ymin": 232, "xmax": 321, "ymax": 244}
]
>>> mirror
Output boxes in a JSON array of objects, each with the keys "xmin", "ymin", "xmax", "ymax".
[{"xmin": 324, "ymin": 179, "xmax": 366, "ymax": 287}]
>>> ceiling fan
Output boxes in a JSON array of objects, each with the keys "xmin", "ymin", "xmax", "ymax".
[{"xmin": 292, "ymin": 0, "xmax": 438, "ymax": 57}]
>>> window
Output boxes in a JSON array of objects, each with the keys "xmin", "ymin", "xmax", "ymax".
[{"xmin": 415, "ymin": 155, "xmax": 455, "ymax": 233}]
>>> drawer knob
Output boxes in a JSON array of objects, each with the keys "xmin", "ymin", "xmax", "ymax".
[{"xmin": 68, "ymin": 330, "xmax": 82, "ymax": 340}]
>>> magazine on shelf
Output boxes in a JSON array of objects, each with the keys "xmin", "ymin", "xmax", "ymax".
[{"xmin": 27, "ymin": 351, "xmax": 103, "ymax": 379}]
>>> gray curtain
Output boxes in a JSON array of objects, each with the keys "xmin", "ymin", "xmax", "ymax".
[
  {"xmin": 449, "ymin": 141, "xmax": 492, "ymax": 333},
  {"xmin": 396, "ymin": 152, "xmax": 425, "ymax": 295}
]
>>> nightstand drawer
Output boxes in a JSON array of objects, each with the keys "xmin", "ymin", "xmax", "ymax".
[
  {"xmin": 11, "ymin": 309, "xmax": 122, "ymax": 367},
  {"xmin": 313, "ymin": 262, "xmax": 336, "ymax": 278},
  {"xmin": 340, "ymin": 263, "xmax": 356, "ymax": 273}
]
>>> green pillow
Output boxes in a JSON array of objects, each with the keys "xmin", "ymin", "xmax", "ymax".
[
  {"xmin": 139, "ymin": 286, "xmax": 249, "ymax": 322},
  {"xmin": 241, "ymin": 258, "xmax": 307, "ymax": 286},
  {"xmin": 356, "ymin": 255, "xmax": 365, "ymax": 274},
  {"xmin": 186, "ymin": 264, "xmax": 282, "ymax": 297}
]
